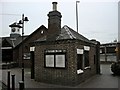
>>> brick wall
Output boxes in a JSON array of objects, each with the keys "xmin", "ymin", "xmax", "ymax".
[
  {"xmin": 74, "ymin": 40, "xmax": 97, "ymax": 85},
  {"xmin": 34, "ymin": 40, "xmax": 98, "ymax": 86}
]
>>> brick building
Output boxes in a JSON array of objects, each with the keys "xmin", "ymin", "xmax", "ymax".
[
  {"xmin": 2, "ymin": 22, "xmax": 47, "ymax": 67},
  {"xmin": 100, "ymin": 43, "xmax": 117, "ymax": 54},
  {"xmin": 32, "ymin": 2, "xmax": 100, "ymax": 86}
]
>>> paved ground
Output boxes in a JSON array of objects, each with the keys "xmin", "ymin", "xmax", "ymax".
[
  {"xmin": 1, "ymin": 64, "xmax": 120, "ymax": 89},
  {"xmin": 75, "ymin": 64, "xmax": 119, "ymax": 88}
]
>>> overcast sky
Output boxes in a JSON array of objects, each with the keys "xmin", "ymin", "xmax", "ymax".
[{"xmin": 0, "ymin": 0, "xmax": 119, "ymax": 43}]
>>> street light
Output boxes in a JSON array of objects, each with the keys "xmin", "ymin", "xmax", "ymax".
[
  {"xmin": 18, "ymin": 14, "xmax": 29, "ymax": 81},
  {"xmin": 76, "ymin": 1, "xmax": 80, "ymax": 33}
]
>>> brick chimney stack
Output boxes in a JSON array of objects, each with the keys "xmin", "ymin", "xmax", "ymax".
[{"xmin": 47, "ymin": 2, "xmax": 62, "ymax": 40}]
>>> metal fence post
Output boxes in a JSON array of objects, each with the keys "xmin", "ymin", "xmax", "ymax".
[
  {"xmin": 22, "ymin": 68, "xmax": 24, "ymax": 81},
  {"xmin": 7, "ymin": 70, "xmax": 10, "ymax": 90}
]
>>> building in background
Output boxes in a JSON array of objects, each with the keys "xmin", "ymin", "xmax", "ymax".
[
  {"xmin": 100, "ymin": 42, "xmax": 117, "ymax": 63},
  {"xmin": 2, "ymin": 22, "xmax": 47, "ymax": 68}
]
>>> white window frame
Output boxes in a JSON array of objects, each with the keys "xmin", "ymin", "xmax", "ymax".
[{"xmin": 45, "ymin": 53, "xmax": 66, "ymax": 68}]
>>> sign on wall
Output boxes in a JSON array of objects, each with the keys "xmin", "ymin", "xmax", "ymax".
[
  {"xmin": 24, "ymin": 53, "xmax": 30, "ymax": 59},
  {"xmin": 84, "ymin": 46, "xmax": 90, "ymax": 51},
  {"xmin": 30, "ymin": 47, "xmax": 35, "ymax": 51},
  {"xmin": 77, "ymin": 49, "xmax": 83, "ymax": 54},
  {"xmin": 45, "ymin": 49, "xmax": 66, "ymax": 53}
]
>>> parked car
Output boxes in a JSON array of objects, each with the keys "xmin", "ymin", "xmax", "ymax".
[{"xmin": 111, "ymin": 61, "xmax": 120, "ymax": 75}]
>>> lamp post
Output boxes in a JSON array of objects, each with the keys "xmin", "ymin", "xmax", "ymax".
[
  {"xmin": 76, "ymin": 1, "xmax": 80, "ymax": 33},
  {"xmin": 18, "ymin": 14, "xmax": 29, "ymax": 81}
]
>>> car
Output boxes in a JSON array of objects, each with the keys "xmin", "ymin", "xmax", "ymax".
[{"xmin": 111, "ymin": 61, "xmax": 120, "ymax": 75}]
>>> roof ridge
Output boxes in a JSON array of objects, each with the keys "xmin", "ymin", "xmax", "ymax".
[
  {"xmin": 64, "ymin": 26, "xmax": 76, "ymax": 39},
  {"xmin": 62, "ymin": 25, "xmax": 91, "ymax": 43}
]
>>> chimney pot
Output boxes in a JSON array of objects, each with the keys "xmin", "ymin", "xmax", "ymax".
[{"xmin": 52, "ymin": 2, "xmax": 57, "ymax": 11}]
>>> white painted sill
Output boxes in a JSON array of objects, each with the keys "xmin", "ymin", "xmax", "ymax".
[
  {"xmin": 84, "ymin": 66, "xmax": 91, "ymax": 70},
  {"xmin": 77, "ymin": 69, "xmax": 84, "ymax": 74}
]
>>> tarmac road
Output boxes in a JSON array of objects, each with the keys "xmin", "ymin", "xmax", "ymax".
[
  {"xmin": 1, "ymin": 64, "xmax": 119, "ymax": 89},
  {"xmin": 75, "ymin": 64, "xmax": 119, "ymax": 88}
]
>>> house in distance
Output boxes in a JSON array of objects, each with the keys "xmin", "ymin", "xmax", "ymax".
[{"xmin": 31, "ymin": 2, "xmax": 101, "ymax": 86}]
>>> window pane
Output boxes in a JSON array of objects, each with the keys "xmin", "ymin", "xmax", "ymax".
[
  {"xmin": 56, "ymin": 55, "xmax": 65, "ymax": 68},
  {"xmin": 84, "ymin": 51, "xmax": 89, "ymax": 67},
  {"xmin": 77, "ymin": 54, "xmax": 83, "ymax": 70},
  {"xmin": 46, "ymin": 55, "xmax": 54, "ymax": 67}
]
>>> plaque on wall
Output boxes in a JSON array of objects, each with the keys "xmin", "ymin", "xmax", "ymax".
[
  {"xmin": 77, "ymin": 49, "xmax": 83, "ymax": 54},
  {"xmin": 84, "ymin": 46, "xmax": 90, "ymax": 51},
  {"xmin": 24, "ymin": 53, "xmax": 30, "ymax": 59}
]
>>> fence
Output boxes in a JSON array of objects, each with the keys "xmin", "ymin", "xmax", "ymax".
[{"xmin": 100, "ymin": 54, "xmax": 117, "ymax": 63}]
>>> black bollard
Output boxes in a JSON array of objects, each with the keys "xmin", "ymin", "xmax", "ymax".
[
  {"xmin": 19, "ymin": 81, "xmax": 24, "ymax": 90},
  {"xmin": 11, "ymin": 74, "xmax": 15, "ymax": 90},
  {"xmin": 22, "ymin": 68, "xmax": 24, "ymax": 81},
  {"xmin": 7, "ymin": 70, "xmax": 10, "ymax": 90}
]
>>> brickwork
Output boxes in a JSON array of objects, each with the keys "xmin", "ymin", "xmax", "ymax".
[
  {"xmin": 47, "ymin": 11, "xmax": 62, "ymax": 40},
  {"xmin": 74, "ymin": 40, "xmax": 97, "ymax": 85},
  {"xmin": 34, "ymin": 40, "xmax": 98, "ymax": 86}
]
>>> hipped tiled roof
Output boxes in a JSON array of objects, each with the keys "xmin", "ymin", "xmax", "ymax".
[
  {"xmin": 35, "ymin": 25, "xmax": 91, "ymax": 43},
  {"xmin": 56, "ymin": 25, "xmax": 90, "ymax": 42}
]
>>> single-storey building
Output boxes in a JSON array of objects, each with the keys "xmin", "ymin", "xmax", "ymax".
[{"xmin": 31, "ymin": 2, "xmax": 100, "ymax": 86}]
